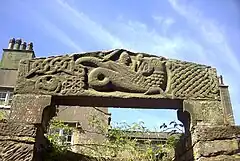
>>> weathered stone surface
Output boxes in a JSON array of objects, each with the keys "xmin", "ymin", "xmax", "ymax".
[
  {"xmin": 15, "ymin": 49, "xmax": 220, "ymax": 100},
  {"xmin": 9, "ymin": 94, "xmax": 52, "ymax": 124},
  {"xmin": 0, "ymin": 136, "xmax": 35, "ymax": 143},
  {"xmin": 0, "ymin": 122, "xmax": 36, "ymax": 161},
  {"xmin": 0, "ymin": 122, "xmax": 37, "ymax": 137},
  {"xmin": 176, "ymin": 125, "xmax": 240, "ymax": 161},
  {"xmin": 194, "ymin": 139, "xmax": 239, "ymax": 159},
  {"xmin": 183, "ymin": 100, "xmax": 224, "ymax": 127},
  {"xmin": 219, "ymin": 85, "xmax": 235, "ymax": 125},
  {"xmin": 0, "ymin": 69, "xmax": 18, "ymax": 87},
  {"xmin": 190, "ymin": 125, "xmax": 240, "ymax": 160},
  {"xmin": 0, "ymin": 140, "xmax": 34, "ymax": 161},
  {"xmin": 197, "ymin": 154, "xmax": 240, "ymax": 161},
  {"xmin": 1, "ymin": 49, "xmax": 34, "ymax": 70},
  {"xmin": 192, "ymin": 125, "xmax": 240, "ymax": 143}
]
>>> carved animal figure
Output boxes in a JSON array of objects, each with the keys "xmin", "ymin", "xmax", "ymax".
[{"xmin": 76, "ymin": 51, "xmax": 168, "ymax": 95}]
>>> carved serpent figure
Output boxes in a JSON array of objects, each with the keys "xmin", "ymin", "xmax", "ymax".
[{"xmin": 76, "ymin": 52, "xmax": 167, "ymax": 95}]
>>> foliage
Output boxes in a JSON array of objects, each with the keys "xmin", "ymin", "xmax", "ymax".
[
  {"xmin": 47, "ymin": 119, "xmax": 73, "ymax": 152},
  {"xmin": 0, "ymin": 110, "xmax": 9, "ymax": 121},
  {"xmin": 0, "ymin": 111, "xmax": 4, "ymax": 120},
  {"xmin": 46, "ymin": 112, "xmax": 183, "ymax": 161}
]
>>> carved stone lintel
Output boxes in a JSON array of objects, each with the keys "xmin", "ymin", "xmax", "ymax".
[
  {"xmin": 9, "ymin": 94, "xmax": 52, "ymax": 124},
  {"xmin": 15, "ymin": 49, "xmax": 220, "ymax": 100}
]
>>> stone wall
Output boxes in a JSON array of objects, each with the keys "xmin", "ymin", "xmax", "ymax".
[
  {"xmin": 176, "ymin": 125, "xmax": 240, "ymax": 161},
  {"xmin": 0, "ymin": 122, "xmax": 37, "ymax": 161}
]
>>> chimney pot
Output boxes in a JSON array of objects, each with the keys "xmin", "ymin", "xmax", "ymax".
[
  {"xmin": 26, "ymin": 42, "xmax": 33, "ymax": 51},
  {"xmin": 20, "ymin": 42, "xmax": 27, "ymax": 50},
  {"xmin": 219, "ymin": 75, "xmax": 224, "ymax": 85},
  {"xmin": 8, "ymin": 38, "xmax": 15, "ymax": 49},
  {"xmin": 13, "ymin": 38, "xmax": 22, "ymax": 50}
]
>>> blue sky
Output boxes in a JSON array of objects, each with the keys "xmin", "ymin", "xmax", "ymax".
[{"xmin": 0, "ymin": 0, "xmax": 239, "ymax": 128}]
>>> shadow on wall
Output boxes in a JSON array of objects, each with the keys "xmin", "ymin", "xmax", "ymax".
[{"xmin": 43, "ymin": 148, "xmax": 110, "ymax": 161}]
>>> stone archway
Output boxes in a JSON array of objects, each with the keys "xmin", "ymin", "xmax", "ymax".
[{"xmin": 1, "ymin": 49, "xmax": 239, "ymax": 161}]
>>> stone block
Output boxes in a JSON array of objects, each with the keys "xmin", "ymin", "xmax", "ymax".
[
  {"xmin": 9, "ymin": 94, "xmax": 52, "ymax": 124},
  {"xmin": 192, "ymin": 125, "xmax": 240, "ymax": 144},
  {"xmin": 0, "ymin": 122, "xmax": 37, "ymax": 137},
  {"xmin": 197, "ymin": 154, "xmax": 240, "ymax": 161},
  {"xmin": 194, "ymin": 139, "xmax": 239, "ymax": 159},
  {"xmin": 0, "ymin": 122, "xmax": 36, "ymax": 161},
  {"xmin": 183, "ymin": 100, "xmax": 225, "ymax": 128},
  {"xmin": 0, "ymin": 140, "xmax": 35, "ymax": 161}
]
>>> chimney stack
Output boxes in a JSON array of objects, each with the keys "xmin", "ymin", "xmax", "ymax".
[
  {"xmin": 1, "ymin": 38, "xmax": 35, "ymax": 69},
  {"xmin": 7, "ymin": 38, "xmax": 33, "ymax": 51}
]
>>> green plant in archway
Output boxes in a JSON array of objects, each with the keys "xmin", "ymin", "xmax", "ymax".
[{"xmin": 46, "ymin": 113, "xmax": 183, "ymax": 161}]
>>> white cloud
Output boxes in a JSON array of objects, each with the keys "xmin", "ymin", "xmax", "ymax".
[
  {"xmin": 152, "ymin": 15, "xmax": 175, "ymax": 34},
  {"xmin": 168, "ymin": 0, "xmax": 240, "ymax": 73},
  {"xmin": 0, "ymin": 0, "xmax": 82, "ymax": 53},
  {"xmin": 54, "ymin": 0, "xmax": 124, "ymax": 49},
  {"xmin": 10, "ymin": 1, "xmax": 83, "ymax": 52},
  {"xmin": 109, "ymin": 19, "xmax": 187, "ymax": 59},
  {"xmin": 38, "ymin": 17, "xmax": 83, "ymax": 52},
  {"xmin": 138, "ymin": 118, "xmax": 143, "ymax": 122},
  {"xmin": 44, "ymin": 0, "xmax": 212, "ymax": 65},
  {"xmin": 46, "ymin": 0, "xmax": 192, "ymax": 60}
]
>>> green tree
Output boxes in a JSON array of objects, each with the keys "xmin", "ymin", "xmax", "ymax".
[{"xmin": 46, "ymin": 113, "xmax": 183, "ymax": 161}]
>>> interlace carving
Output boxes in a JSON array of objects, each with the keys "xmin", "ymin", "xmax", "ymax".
[
  {"xmin": 168, "ymin": 61, "xmax": 220, "ymax": 99},
  {"xmin": 16, "ymin": 49, "xmax": 220, "ymax": 99},
  {"xmin": 61, "ymin": 76, "xmax": 85, "ymax": 95},
  {"xmin": 21, "ymin": 56, "xmax": 86, "ymax": 95}
]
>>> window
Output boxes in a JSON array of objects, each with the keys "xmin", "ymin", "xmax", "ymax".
[
  {"xmin": 49, "ymin": 127, "xmax": 73, "ymax": 145},
  {"xmin": 0, "ymin": 91, "xmax": 13, "ymax": 108},
  {"xmin": 7, "ymin": 92, "xmax": 13, "ymax": 105},
  {"xmin": 62, "ymin": 129, "xmax": 73, "ymax": 145},
  {"xmin": 0, "ymin": 92, "xmax": 7, "ymax": 105}
]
